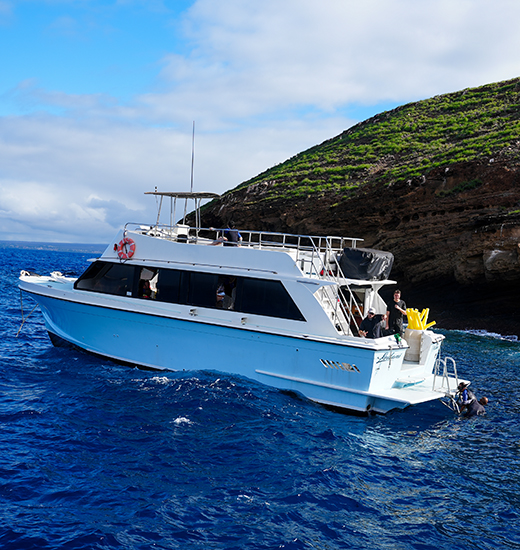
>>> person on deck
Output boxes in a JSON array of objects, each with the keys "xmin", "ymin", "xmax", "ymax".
[
  {"xmin": 223, "ymin": 221, "xmax": 242, "ymax": 247},
  {"xmin": 358, "ymin": 307, "xmax": 385, "ymax": 338},
  {"xmin": 386, "ymin": 289, "xmax": 407, "ymax": 336}
]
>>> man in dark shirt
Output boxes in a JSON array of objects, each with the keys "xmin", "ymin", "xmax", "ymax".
[
  {"xmin": 386, "ymin": 289, "xmax": 407, "ymax": 336},
  {"xmin": 223, "ymin": 221, "xmax": 242, "ymax": 247},
  {"xmin": 359, "ymin": 307, "xmax": 384, "ymax": 338}
]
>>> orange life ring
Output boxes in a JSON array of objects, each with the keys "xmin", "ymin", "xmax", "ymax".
[{"xmin": 117, "ymin": 237, "xmax": 136, "ymax": 260}]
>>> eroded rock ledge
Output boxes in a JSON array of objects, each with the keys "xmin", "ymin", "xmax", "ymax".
[{"xmin": 201, "ymin": 159, "xmax": 520, "ymax": 337}]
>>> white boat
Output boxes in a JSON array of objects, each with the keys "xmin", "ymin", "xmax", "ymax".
[{"xmin": 19, "ymin": 191, "xmax": 466, "ymax": 414}]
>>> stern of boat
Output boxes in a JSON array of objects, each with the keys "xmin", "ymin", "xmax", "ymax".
[{"xmin": 392, "ymin": 329, "xmax": 444, "ymax": 387}]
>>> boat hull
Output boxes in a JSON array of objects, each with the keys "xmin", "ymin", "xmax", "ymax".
[{"xmin": 26, "ymin": 290, "xmax": 425, "ymax": 413}]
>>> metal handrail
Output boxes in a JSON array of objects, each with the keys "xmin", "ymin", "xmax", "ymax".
[
  {"xmin": 125, "ymin": 222, "xmax": 362, "ymax": 253},
  {"xmin": 433, "ymin": 356, "xmax": 459, "ymax": 393},
  {"xmin": 436, "ymin": 355, "xmax": 461, "ymax": 412}
]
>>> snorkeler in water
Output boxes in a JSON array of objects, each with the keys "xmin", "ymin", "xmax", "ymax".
[
  {"xmin": 457, "ymin": 382, "xmax": 488, "ymax": 417},
  {"xmin": 463, "ymin": 396, "xmax": 488, "ymax": 417}
]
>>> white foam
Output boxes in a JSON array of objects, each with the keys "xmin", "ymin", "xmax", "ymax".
[
  {"xmin": 172, "ymin": 417, "xmax": 192, "ymax": 425},
  {"xmin": 151, "ymin": 376, "xmax": 171, "ymax": 384},
  {"xmin": 464, "ymin": 329, "xmax": 519, "ymax": 342}
]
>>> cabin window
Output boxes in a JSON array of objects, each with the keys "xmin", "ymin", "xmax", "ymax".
[
  {"xmin": 187, "ymin": 272, "xmax": 220, "ymax": 309},
  {"xmin": 74, "ymin": 262, "xmax": 304, "ymax": 321},
  {"xmin": 74, "ymin": 262, "xmax": 135, "ymax": 296},
  {"xmin": 155, "ymin": 269, "xmax": 183, "ymax": 304},
  {"xmin": 237, "ymin": 278, "xmax": 305, "ymax": 321}
]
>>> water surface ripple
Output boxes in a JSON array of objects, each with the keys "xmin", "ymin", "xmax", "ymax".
[{"xmin": 1, "ymin": 244, "xmax": 519, "ymax": 549}]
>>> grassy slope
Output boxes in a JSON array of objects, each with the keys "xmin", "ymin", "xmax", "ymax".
[{"xmin": 231, "ymin": 77, "xmax": 520, "ymax": 201}]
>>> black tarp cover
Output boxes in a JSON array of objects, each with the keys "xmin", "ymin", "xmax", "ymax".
[{"xmin": 339, "ymin": 247, "xmax": 394, "ymax": 281}]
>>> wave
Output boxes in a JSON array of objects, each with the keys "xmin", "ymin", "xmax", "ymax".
[{"xmin": 462, "ymin": 328, "xmax": 519, "ymax": 342}]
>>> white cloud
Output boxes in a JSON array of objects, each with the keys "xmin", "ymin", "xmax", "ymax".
[
  {"xmin": 1, "ymin": 0, "xmax": 520, "ymax": 243},
  {"xmin": 0, "ymin": 110, "xmax": 347, "ymax": 242},
  {"xmin": 149, "ymin": 0, "xmax": 520, "ymax": 119},
  {"xmin": 46, "ymin": 15, "xmax": 80, "ymax": 37}
]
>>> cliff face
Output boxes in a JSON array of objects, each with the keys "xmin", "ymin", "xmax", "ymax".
[{"xmin": 199, "ymin": 78, "xmax": 520, "ymax": 336}]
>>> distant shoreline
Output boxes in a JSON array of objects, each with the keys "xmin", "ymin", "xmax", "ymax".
[{"xmin": 0, "ymin": 240, "xmax": 105, "ymax": 254}]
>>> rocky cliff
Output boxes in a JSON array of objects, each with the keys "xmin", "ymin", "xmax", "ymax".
[{"xmin": 200, "ymin": 78, "xmax": 520, "ymax": 337}]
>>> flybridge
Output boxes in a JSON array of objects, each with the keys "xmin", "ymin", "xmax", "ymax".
[
  {"xmin": 141, "ymin": 189, "xmax": 363, "ymax": 253},
  {"xmin": 123, "ymin": 191, "xmax": 391, "ymax": 338},
  {"xmin": 128, "ymin": 190, "xmax": 367, "ymax": 282}
]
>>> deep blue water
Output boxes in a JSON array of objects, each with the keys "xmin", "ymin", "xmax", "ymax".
[{"xmin": 2, "ymin": 243, "xmax": 520, "ymax": 550}]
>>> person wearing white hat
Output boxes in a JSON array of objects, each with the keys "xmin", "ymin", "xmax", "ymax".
[{"xmin": 358, "ymin": 307, "xmax": 385, "ymax": 338}]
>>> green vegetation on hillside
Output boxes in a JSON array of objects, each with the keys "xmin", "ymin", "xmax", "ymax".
[{"xmin": 233, "ymin": 77, "xmax": 520, "ymax": 200}]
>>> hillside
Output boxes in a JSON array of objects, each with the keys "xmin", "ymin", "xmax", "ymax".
[{"xmin": 201, "ymin": 77, "xmax": 520, "ymax": 336}]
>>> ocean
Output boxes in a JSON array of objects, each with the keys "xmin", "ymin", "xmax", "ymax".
[{"xmin": 1, "ymin": 242, "xmax": 519, "ymax": 550}]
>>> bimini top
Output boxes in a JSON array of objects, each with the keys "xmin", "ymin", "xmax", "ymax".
[{"xmin": 144, "ymin": 190, "xmax": 221, "ymax": 228}]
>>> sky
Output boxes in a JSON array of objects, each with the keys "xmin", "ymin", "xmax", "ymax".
[{"xmin": 1, "ymin": 0, "xmax": 520, "ymax": 243}]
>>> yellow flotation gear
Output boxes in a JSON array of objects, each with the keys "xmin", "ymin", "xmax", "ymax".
[{"xmin": 406, "ymin": 307, "xmax": 436, "ymax": 330}]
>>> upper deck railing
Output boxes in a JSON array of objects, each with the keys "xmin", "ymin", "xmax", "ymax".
[
  {"xmin": 125, "ymin": 223, "xmax": 362, "ymax": 268},
  {"xmin": 126, "ymin": 222, "xmax": 362, "ymax": 249},
  {"xmin": 139, "ymin": 189, "xmax": 361, "ymax": 265}
]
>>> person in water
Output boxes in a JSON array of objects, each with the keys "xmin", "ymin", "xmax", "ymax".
[
  {"xmin": 463, "ymin": 396, "xmax": 488, "ymax": 417},
  {"xmin": 386, "ymin": 289, "xmax": 407, "ymax": 336},
  {"xmin": 456, "ymin": 381, "xmax": 481, "ymax": 415},
  {"xmin": 358, "ymin": 307, "xmax": 385, "ymax": 338}
]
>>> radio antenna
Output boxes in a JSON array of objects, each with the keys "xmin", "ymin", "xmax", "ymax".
[
  {"xmin": 183, "ymin": 121, "xmax": 195, "ymax": 221},
  {"xmin": 190, "ymin": 121, "xmax": 195, "ymax": 193}
]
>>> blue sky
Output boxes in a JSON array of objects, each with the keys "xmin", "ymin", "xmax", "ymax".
[
  {"xmin": 1, "ymin": 1, "xmax": 193, "ymax": 112},
  {"xmin": 1, "ymin": 0, "xmax": 520, "ymax": 243}
]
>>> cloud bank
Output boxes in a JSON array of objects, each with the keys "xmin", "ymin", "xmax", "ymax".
[{"xmin": 1, "ymin": 0, "xmax": 519, "ymax": 243}]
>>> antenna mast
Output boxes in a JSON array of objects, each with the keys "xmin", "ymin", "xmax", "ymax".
[
  {"xmin": 190, "ymin": 121, "xmax": 195, "ymax": 193},
  {"xmin": 184, "ymin": 121, "xmax": 195, "ymax": 221}
]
